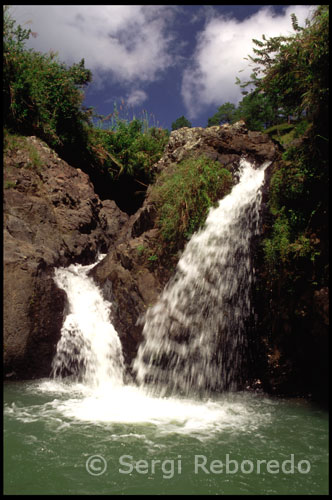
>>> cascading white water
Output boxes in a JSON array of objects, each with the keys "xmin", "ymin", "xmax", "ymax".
[
  {"xmin": 52, "ymin": 158, "xmax": 268, "ymax": 400},
  {"xmin": 44, "ymin": 161, "xmax": 271, "ymax": 433},
  {"xmin": 49, "ymin": 256, "xmax": 270, "ymax": 435},
  {"xmin": 133, "ymin": 158, "xmax": 269, "ymax": 397},
  {"xmin": 51, "ymin": 256, "xmax": 125, "ymax": 389}
]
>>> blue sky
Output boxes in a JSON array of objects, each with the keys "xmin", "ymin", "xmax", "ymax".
[{"xmin": 11, "ymin": 4, "xmax": 315, "ymax": 131}]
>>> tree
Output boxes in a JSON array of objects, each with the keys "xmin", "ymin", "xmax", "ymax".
[
  {"xmin": 171, "ymin": 115, "xmax": 192, "ymax": 130},
  {"xmin": 236, "ymin": 6, "xmax": 329, "ymax": 126},
  {"xmin": 207, "ymin": 102, "xmax": 236, "ymax": 126},
  {"xmin": 233, "ymin": 91, "xmax": 275, "ymax": 131}
]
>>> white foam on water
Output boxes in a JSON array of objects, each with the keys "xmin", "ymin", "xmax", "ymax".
[{"xmin": 5, "ymin": 380, "xmax": 273, "ymax": 439}]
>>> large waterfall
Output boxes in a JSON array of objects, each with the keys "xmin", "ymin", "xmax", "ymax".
[
  {"xmin": 133, "ymin": 158, "xmax": 269, "ymax": 396},
  {"xmin": 51, "ymin": 158, "xmax": 268, "ymax": 398}
]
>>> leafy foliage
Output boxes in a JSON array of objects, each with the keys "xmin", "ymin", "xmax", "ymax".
[
  {"xmin": 4, "ymin": 129, "xmax": 43, "ymax": 171},
  {"xmin": 247, "ymin": 8, "xmax": 329, "ymax": 398},
  {"xmin": 234, "ymin": 92, "xmax": 275, "ymax": 131},
  {"xmin": 3, "ymin": 6, "xmax": 92, "ymax": 147},
  {"xmin": 258, "ymin": 6, "xmax": 329, "ymax": 286},
  {"xmin": 239, "ymin": 6, "xmax": 329, "ymax": 124},
  {"xmin": 264, "ymin": 138, "xmax": 328, "ymax": 276},
  {"xmin": 85, "ymin": 118, "xmax": 169, "ymax": 185},
  {"xmin": 230, "ymin": 4, "xmax": 329, "ymax": 285},
  {"xmin": 209, "ymin": 7, "xmax": 329, "ymax": 134}
]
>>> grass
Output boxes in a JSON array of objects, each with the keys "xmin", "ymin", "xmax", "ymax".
[
  {"xmin": 264, "ymin": 120, "xmax": 311, "ymax": 147},
  {"xmin": 150, "ymin": 155, "xmax": 234, "ymax": 254},
  {"xmin": 4, "ymin": 180, "xmax": 17, "ymax": 189}
]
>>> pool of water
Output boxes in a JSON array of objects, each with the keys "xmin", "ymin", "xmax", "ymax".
[{"xmin": 4, "ymin": 380, "xmax": 328, "ymax": 495}]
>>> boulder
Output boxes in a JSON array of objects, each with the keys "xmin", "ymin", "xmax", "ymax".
[{"xmin": 152, "ymin": 122, "xmax": 277, "ymax": 176}]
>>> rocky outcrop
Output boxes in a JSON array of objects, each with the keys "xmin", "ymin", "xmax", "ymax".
[
  {"xmin": 4, "ymin": 124, "xmax": 328, "ymax": 403},
  {"xmin": 152, "ymin": 121, "xmax": 276, "ymax": 176},
  {"xmin": 89, "ymin": 228, "xmax": 162, "ymax": 372},
  {"xmin": 4, "ymin": 136, "xmax": 128, "ymax": 379}
]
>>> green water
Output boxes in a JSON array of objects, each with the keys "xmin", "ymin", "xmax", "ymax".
[{"xmin": 4, "ymin": 380, "xmax": 328, "ymax": 495}]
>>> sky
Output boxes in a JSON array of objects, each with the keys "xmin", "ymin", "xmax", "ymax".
[{"xmin": 11, "ymin": 4, "xmax": 316, "ymax": 131}]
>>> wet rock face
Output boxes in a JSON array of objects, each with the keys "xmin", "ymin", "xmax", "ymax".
[
  {"xmin": 4, "ymin": 136, "xmax": 128, "ymax": 379},
  {"xmin": 4, "ymin": 260, "xmax": 67, "ymax": 379},
  {"xmin": 88, "ymin": 228, "xmax": 163, "ymax": 373},
  {"xmin": 251, "ymin": 157, "xmax": 329, "ymax": 403}
]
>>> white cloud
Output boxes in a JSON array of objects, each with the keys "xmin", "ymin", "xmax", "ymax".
[
  {"xmin": 11, "ymin": 5, "xmax": 177, "ymax": 85},
  {"xmin": 126, "ymin": 90, "xmax": 148, "ymax": 107},
  {"xmin": 181, "ymin": 5, "xmax": 316, "ymax": 119}
]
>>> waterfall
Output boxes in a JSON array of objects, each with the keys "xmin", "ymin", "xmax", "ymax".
[
  {"xmin": 133, "ymin": 158, "xmax": 269, "ymax": 397},
  {"xmin": 51, "ymin": 256, "xmax": 125, "ymax": 388},
  {"xmin": 51, "ymin": 158, "xmax": 268, "ymax": 399}
]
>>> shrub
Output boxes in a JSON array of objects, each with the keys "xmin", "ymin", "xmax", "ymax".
[
  {"xmin": 3, "ymin": 7, "xmax": 169, "ymax": 203},
  {"xmin": 85, "ymin": 117, "xmax": 169, "ymax": 186},
  {"xmin": 3, "ymin": 7, "xmax": 92, "ymax": 147},
  {"xmin": 262, "ymin": 129, "xmax": 328, "ymax": 286}
]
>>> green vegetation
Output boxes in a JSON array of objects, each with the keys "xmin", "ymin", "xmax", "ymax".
[
  {"xmin": 208, "ymin": 7, "xmax": 329, "ymax": 132},
  {"xmin": 85, "ymin": 117, "xmax": 169, "ymax": 184},
  {"xmin": 150, "ymin": 155, "xmax": 233, "ymax": 253},
  {"xmin": 4, "ymin": 180, "xmax": 17, "ymax": 189},
  {"xmin": 247, "ymin": 4, "xmax": 329, "ymax": 377},
  {"xmin": 208, "ymin": 6, "xmax": 329, "ymax": 292},
  {"xmin": 3, "ymin": 5, "xmax": 328, "ymax": 293},
  {"xmin": 136, "ymin": 244, "xmax": 146, "ymax": 256},
  {"xmin": 207, "ymin": 91, "xmax": 277, "ymax": 131},
  {"xmin": 245, "ymin": 7, "xmax": 329, "ymax": 126},
  {"xmin": 171, "ymin": 116, "xmax": 192, "ymax": 130},
  {"xmin": 3, "ymin": 6, "xmax": 91, "ymax": 148},
  {"xmin": 263, "ymin": 140, "xmax": 328, "ymax": 286},
  {"xmin": 264, "ymin": 120, "xmax": 311, "ymax": 147},
  {"xmin": 251, "ymin": 6, "xmax": 329, "ymax": 284},
  {"xmin": 135, "ymin": 244, "xmax": 158, "ymax": 270},
  {"xmin": 3, "ymin": 6, "xmax": 169, "ymax": 206}
]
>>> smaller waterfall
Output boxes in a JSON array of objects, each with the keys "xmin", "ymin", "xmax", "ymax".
[
  {"xmin": 134, "ymin": 158, "xmax": 269, "ymax": 397},
  {"xmin": 51, "ymin": 256, "xmax": 125, "ymax": 388}
]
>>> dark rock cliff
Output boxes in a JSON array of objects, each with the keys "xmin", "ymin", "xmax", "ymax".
[{"xmin": 4, "ymin": 136, "xmax": 128, "ymax": 379}]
